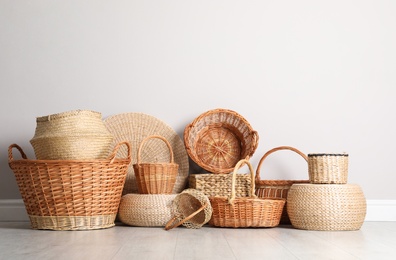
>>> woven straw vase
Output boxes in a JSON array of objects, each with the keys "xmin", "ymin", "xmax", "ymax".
[
  {"xmin": 308, "ymin": 153, "xmax": 348, "ymax": 184},
  {"xmin": 287, "ymin": 184, "xmax": 366, "ymax": 231},
  {"xmin": 30, "ymin": 110, "xmax": 114, "ymax": 160}
]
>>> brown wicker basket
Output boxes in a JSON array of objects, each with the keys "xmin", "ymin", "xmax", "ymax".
[
  {"xmin": 8, "ymin": 142, "xmax": 131, "ymax": 230},
  {"xmin": 133, "ymin": 135, "xmax": 179, "ymax": 194},
  {"xmin": 255, "ymin": 146, "xmax": 309, "ymax": 224},
  {"xmin": 184, "ymin": 108, "xmax": 259, "ymax": 174},
  {"xmin": 308, "ymin": 153, "xmax": 348, "ymax": 184},
  {"xmin": 209, "ymin": 159, "xmax": 285, "ymax": 228}
]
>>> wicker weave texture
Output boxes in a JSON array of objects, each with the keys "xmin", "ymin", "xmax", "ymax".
[
  {"xmin": 308, "ymin": 153, "xmax": 349, "ymax": 184},
  {"xmin": 8, "ymin": 142, "xmax": 131, "ymax": 230},
  {"xmin": 287, "ymin": 184, "xmax": 366, "ymax": 231},
  {"xmin": 184, "ymin": 109, "xmax": 259, "ymax": 174},
  {"xmin": 30, "ymin": 109, "xmax": 113, "ymax": 160}
]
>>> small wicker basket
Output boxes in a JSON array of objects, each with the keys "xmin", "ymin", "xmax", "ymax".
[
  {"xmin": 133, "ymin": 135, "xmax": 179, "ymax": 194},
  {"xmin": 209, "ymin": 159, "xmax": 285, "ymax": 228},
  {"xmin": 255, "ymin": 146, "xmax": 309, "ymax": 224},
  {"xmin": 184, "ymin": 108, "xmax": 259, "ymax": 174},
  {"xmin": 8, "ymin": 142, "xmax": 131, "ymax": 231},
  {"xmin": 308, "ymin": 153, "xmax": 349, "ymax": 184}
]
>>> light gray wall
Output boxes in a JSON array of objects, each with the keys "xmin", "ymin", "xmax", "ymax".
[{"xmin": 1, "ymin": 0, "xmax": 395, "ymax": 200}]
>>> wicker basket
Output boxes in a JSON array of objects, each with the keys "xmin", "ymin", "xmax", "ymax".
[
  {"xmin": 30, "ymin": 109, "xmax": 114, "ymax": 160},
  {"xmin": 308, "ymin": 153, "xmax": 349, "ymax": 184},
  {"xmin": 184, "ymin": 108, "xmax": 259, "ymax": 174},
  {"xmin": 8, "ymin": 142, "xmax": 131, "ymax": 230},
  {"xmin": 133, "ymin": 135, "xmax": 179, "ymax": 194},
  {"xmin": 255, "ymin": 146, "xmax": 309, "ymax": 224},
  {"xmin": 287, "ymin": 184, "xmax": 366, "ymax": 231},
  {"xmin": 118, "ymin": 194, "xmax": 177, "ymax": 227},
  {"xmin": 165, "ymin": 189, "xmax": 212, "ymax": 230},
  {"xmin": 189, "ymin": 173, "xmax": 251, "ymax": 197},
  {"xmin": 209, "ymin": 159, "xmax": 285, "ymax": 228}
]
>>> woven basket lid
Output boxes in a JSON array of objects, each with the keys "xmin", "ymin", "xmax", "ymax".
[{"xmin": 104, "ymin": 113, "xmax": 189, "ymax": 195}]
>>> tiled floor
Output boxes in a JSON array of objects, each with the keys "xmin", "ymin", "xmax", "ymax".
[{"xmin": 0, "ymin": 221, "xmax": 395, "ymax": 260}]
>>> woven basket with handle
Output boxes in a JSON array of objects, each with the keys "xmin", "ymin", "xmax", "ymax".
[
  {"xmin": 8, "ymin": 142, "xmax": 131, "ymax": 230},
  {"xmin": 133, "ymin": 135, "xmax": 179, "ymax": 194},
  {"xmin": 255, "ymin": 146, "xmax": 309, "ymax": 224},
  {"xmin": 209, "ymin": 159, "xmax": 285, "ymax": 228}
]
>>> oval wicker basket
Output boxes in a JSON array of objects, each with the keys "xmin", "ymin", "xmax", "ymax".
[
  {"xmin": 8, "ymin": 142, "xmax": 131, "ymax": 231},
  {"xmin": 133, "ymin": 135, "xmax": 179, "ymax": 194},
  {"xmin": 255, "ymin": 146, "xmax": 309, "ymax": 224},
  {"xmin": 30, "ymin": 109, "xmax": 114, "ymax": 160},
  {"xmin": 308, "ymin": 153, "xmax": 349, "ymax": 184},
  {"xmin": 287, "ymin": 184, "xmax": 366, "ymax": 231},
  {"xmin": 184, "ymin": 108, "xmax": 259, "ymax": 174}
]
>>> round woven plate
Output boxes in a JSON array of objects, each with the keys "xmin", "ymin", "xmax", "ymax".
[{"xmin": 104, "ymin": 113, "xmax": 189, "ymax": 194}]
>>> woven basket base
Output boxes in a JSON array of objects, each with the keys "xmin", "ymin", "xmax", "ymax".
[{"xmin": 29, "ymin": 215, "xmax": 116, "ymax": 231}]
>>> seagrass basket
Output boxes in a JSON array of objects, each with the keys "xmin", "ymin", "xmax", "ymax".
[
  {"xmin": 30, "ymin": 109, "xmax": 114, "ymax": 160},
  {"xmin": 133, "ymin": 135, "xmax": 179, "ymax": 194},
  {"xmin": 287, "ymin": 184, "xmax": 366, "ymax": 231},
  {"xmin": 209, "ymin": 159, "xmax": 285, "ymax": 228},
  {"xmin": 308, "ymin": 153, "xmax": 349, "ymax": 184},
  {"xmin": 118, "ymin": 194, "xmax": 177, "ymax": 227},
  {"xmin": 255, "ymin": 146, "xmax": 309, "ymax": 224},
  {"xmin": 8, "ymin": 142, "xmax": 131, "ymax": 231},
  {"xmin": 184, "ymin": 108, "xmax": 259, "ymax": 174}
]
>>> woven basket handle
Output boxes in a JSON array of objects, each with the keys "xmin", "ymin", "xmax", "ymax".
[
  {"xmin": 137, "ymin": 135, "xmax": 174, "ymax": 164},
  {"xmin": 246, "ymin": 130, "xmax": 259, "ymax": 159},
  {"xmin": 230, "ymin": 159, "xmax": 256, "ymax": 204},
  {"xmin": 8, "ymin": 144, "xmax": 28, "ymax": 162},
  {"xmin": 255, "ymin": 146, "xmax": 308, "ymax": 182},
  {"xmin": 164, "ymin": 203, "xmax": 208, "ymax": 231},
  {"xmin": 108, "ymin": 141, "xmax": 132, "ymax": 163}
]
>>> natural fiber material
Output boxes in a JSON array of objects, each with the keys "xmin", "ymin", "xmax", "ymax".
[
  {"xmin": 189, "ymin": 173, "xmax": 251, "ymax": 197},
  {"xmin": 118, "ymin": 194, "xmax": 177, "ymax": 227},
  {"xmin": 308, "ymin": 153, "xmax": 348, "ymax": 184},
  {"xmin": 184, "ymin": 108, "xmax": 259, "ymax": 174},
  {"xmin": 8, "ymin": 142, "xmax": 131, "ymax": 231},
  {"xmin": 209, "ymin": 159, "xmax": 285, "ymax": 228},
  {"xmin": 30, "ymin": 109, "xmax": 114, "ymax": 160},
  {"xmin": 165, "ymin": 189, "xmax": 212, "ymax": 230},
  {"xmin": 103, "ymin": 113, "xmax": 189, "ymax": 195},
  {"xmin": 287, "ymin": 184, "xmax": 366, "ymax": 231},
  {"xmin": 255, "ymin": 146, "xmax": 309, "ymax": 224},
  {"xmin": 133, "ymin": 135, "xmax": 179, "ymax": 194}
]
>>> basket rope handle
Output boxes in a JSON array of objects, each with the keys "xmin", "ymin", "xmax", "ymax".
[
  {"xmin": 108, "ymin": 141, "xmax": 132, "ymax": 163},
  {"xmin": 247, "ymin": 131, "xmax": 259, "ymax": 158},
  {"xmin": 164, "ymin": 203, "xmax": 208, "ymax": 231},
  {"xmin": 137, "ymin": 135, "xmax": 174, "ymax": 164},
  {"xmin": 255, "ymin": 146, "xmax": 308, "ymax": 182},
  {"xmin": 8, "ymin": 144, "xmax": 28, "ymax": 162},
  {"xmin": 230, "ymin": 159, "xmax": 256, "ymax": 204}
]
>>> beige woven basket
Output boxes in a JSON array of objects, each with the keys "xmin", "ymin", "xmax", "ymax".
[
  {"xmin": 209, "ymin": 159, "xmax": 285, "ymax": 228},
  {"xmin": 133, "ymin": 135, "xmax": 179, "ymax": 194},
  {"xmin": 8, "ymin": 142, "xmax": 131, "ymax": 230},
  {"xmin": 189, "ymin": 173, "xmax": 251, "ymax": 197},
  {"xmin": 30, "ymin": 109, "xmax": 114, "ymax": 160},
  {"xmin": 255, "ymin": 146, "xmax": 309, "ymax": 224},
  {"xmin": 308, "ymin": 153, "xmax": 348, "ymax": 184},
  {"xmin": 287, "ymin": 184, "xmax": 366, "ymax": 231},
  {"xmin": 118, "ymin": 194, "xmax": 177, "ymax": 227},
  {"xmin": 184, "ymin": 108, "xmax": 259, "ymax": 174},
  {"xmin": 165, "ymin": 189, "xmax": 212, "ymax": 230}
]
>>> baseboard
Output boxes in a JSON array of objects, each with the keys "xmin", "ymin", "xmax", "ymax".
[{"xmin": 1, "ymin": 199, "xmax": 395, "ymax": 222}]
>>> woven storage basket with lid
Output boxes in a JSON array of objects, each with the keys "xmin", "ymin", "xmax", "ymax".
[
  {"xmin": 30, "ymin": 109, "xmax": 113, "ymax": 160},
  {"xmin": 255, "ymin": 146, "xmax": 309, "ymax": 224},
  {"xmin": 209, "ymin": 159, "xmax": 285, "ymax": 228},
  {"xmin": 308, "ymin": 153, "xmax": 348, "ymax": 184},
  {"xmin": 133, "ymin": 135, "xmax": 179, "ymax": 194},
  {"xmin": 184, "ymin": 108, "xmax": 259, "ymax": 174},
  {"xmin": 8, "ymin": 142, "xmax": 131, "ymax": 230},
  {"xmin": 287, "ymin": 184, "xmax": 366, "ymax": 231}
]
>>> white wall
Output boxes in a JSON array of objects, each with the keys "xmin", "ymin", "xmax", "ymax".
[{"xmin": 1, "ymin": 0, "xmax": 395, "ymax": 200}]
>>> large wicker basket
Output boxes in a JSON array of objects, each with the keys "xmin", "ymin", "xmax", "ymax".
[
  {"xmin": 133, "ymin": 135, "xmax": 179, "ymax": 194},
  {"xmin": 255, "ymin": 146, "xmax": 309, "ymax": 224},
  {"xmin": 8, "ymin": 142, "xmax": 131, "ymax": 230},
  {"xmin": 209, "ymin": 159, "xmax": 285, "ymax": 228},
  {"xmin": 184, "ymin": 109, "xmax": 259, "ymax": 174}
]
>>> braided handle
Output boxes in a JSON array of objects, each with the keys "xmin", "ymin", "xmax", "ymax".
[
  {"xmin": 229, "ymin": 159, "xmax": 256, "ymax": 204},
  {"xmin": 108, "ymin": 141, "xmax": 132, "ymax": 163},
  {"xmin": 8, "ymin": 144, "xmax": 28, "ymax": 162},
  {"xmin": 137, "ymin": 135, "xmax": 174, "ymax": 164},
  {"xmin": 165, "ymin": 203, "xmax": 208, "ymax": 231}
]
